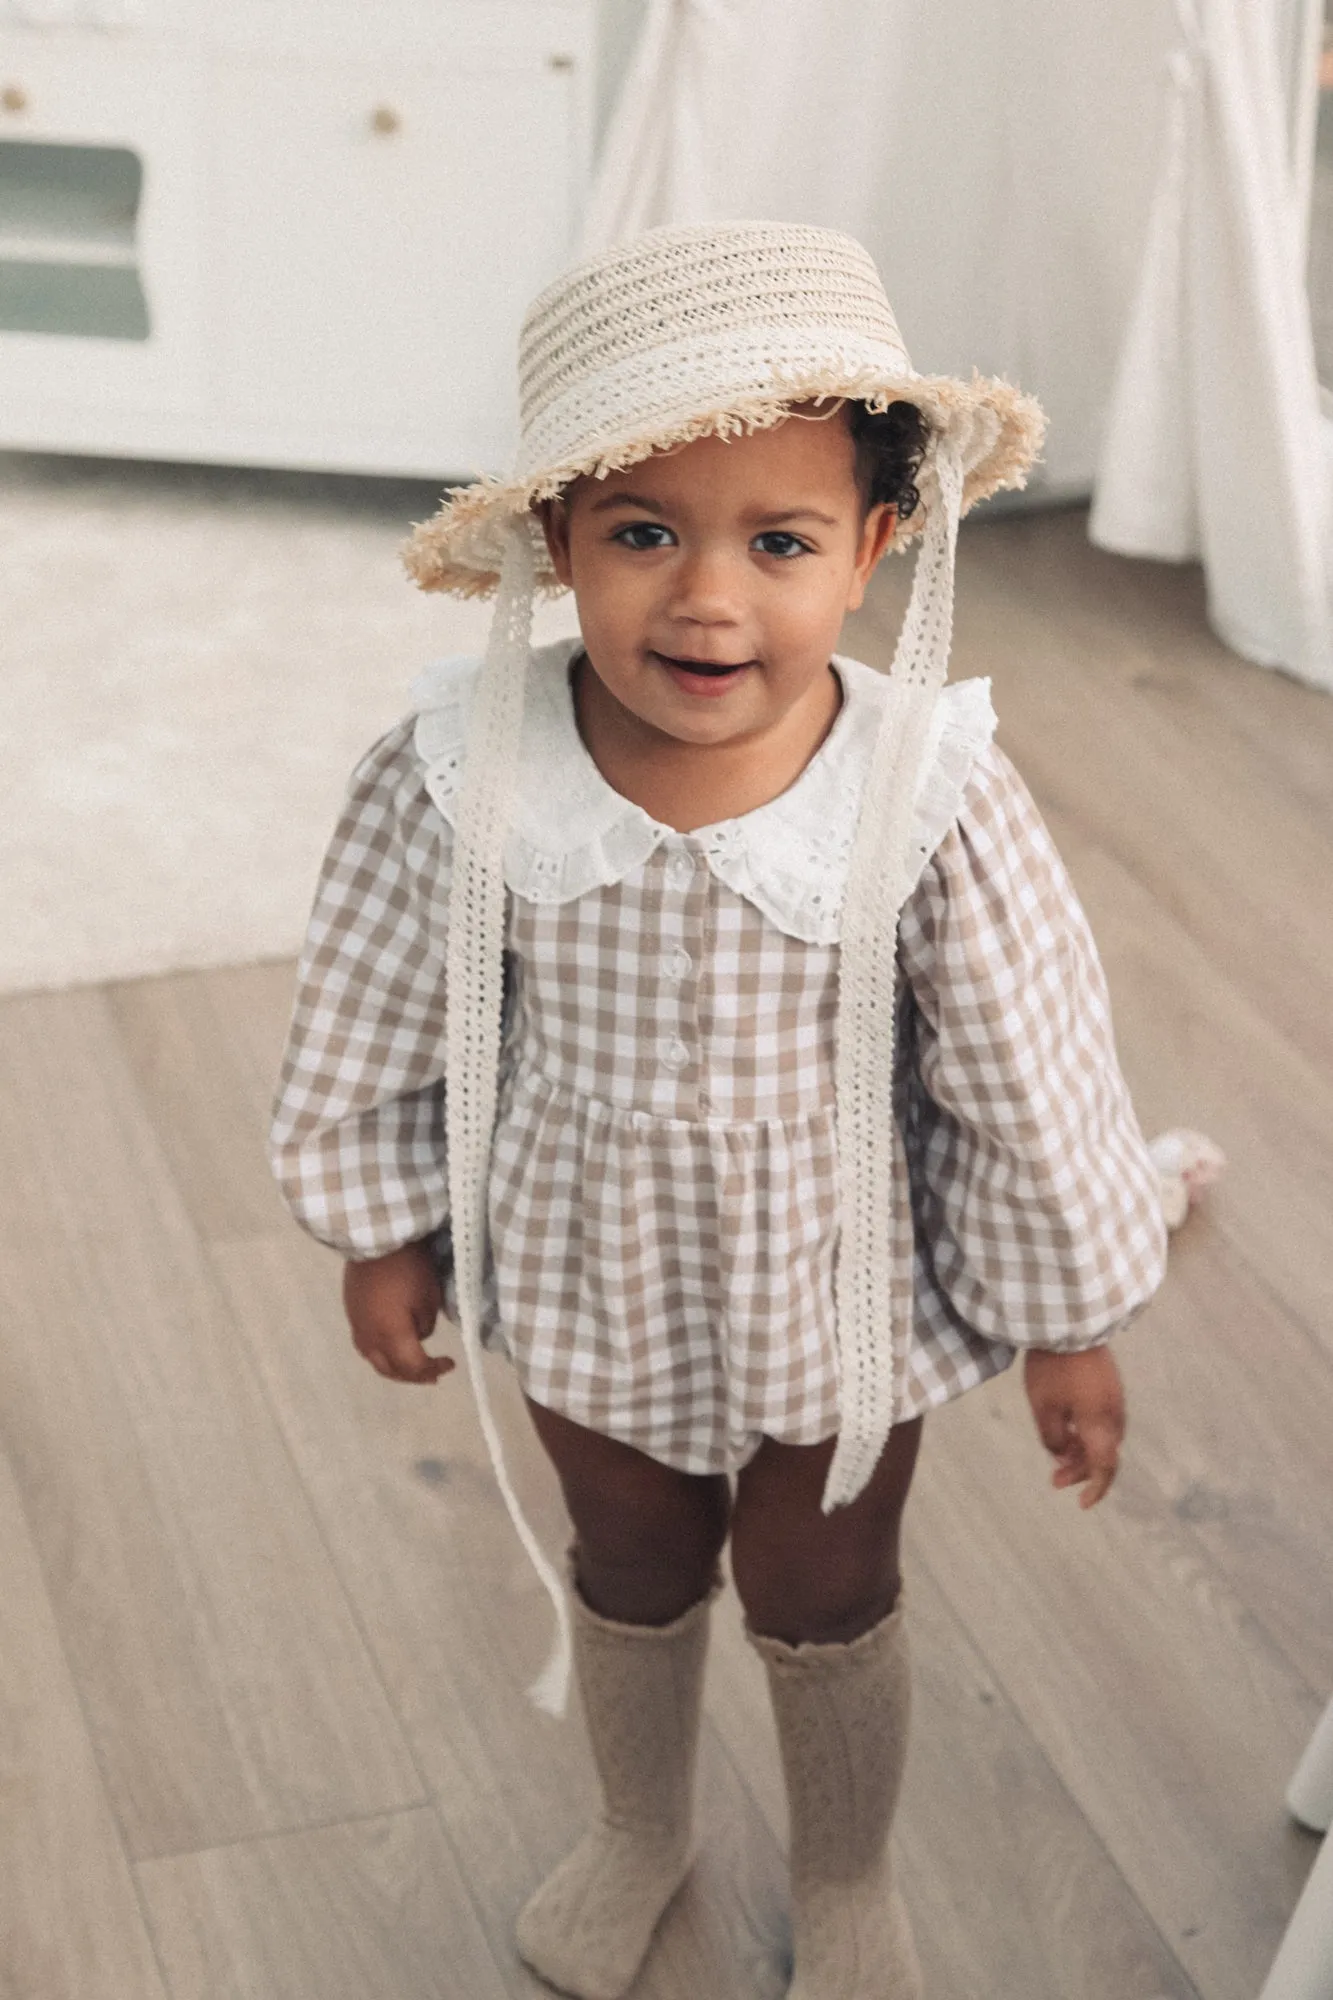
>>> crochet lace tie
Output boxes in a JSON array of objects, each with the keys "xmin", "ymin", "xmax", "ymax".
[
  {"xmin": 444, "ymin": 519, "xmax": 573, "ymax": 1716},
  {"xmin": 824, "ymin": 420, "xmax": 982, "ymax": 1510}
]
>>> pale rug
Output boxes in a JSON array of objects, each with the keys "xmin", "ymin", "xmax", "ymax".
[{"xmin": 1, "ymin": 453, "xmax": 579, "ymax": 995}]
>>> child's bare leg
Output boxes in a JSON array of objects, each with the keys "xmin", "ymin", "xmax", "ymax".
[
  {"xmin": 734, "ymin": 1422, "xmax": 925, "ymax": 2000},
  {"xmin": 525, "ymin": 1397, "xmax": 730, "ymax": 1623},
  {"xmin": 516, "ymin": 1398, "xmax": 729, "ymax": 2000},
  {"xmin": 729, "ymin": 1417, "xmax": 922, "ymax": 1644}
]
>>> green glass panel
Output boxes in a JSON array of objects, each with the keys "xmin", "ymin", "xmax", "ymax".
[{"xmin": 0, "ymin": 260, "xmax": 150, "ymax": 340}]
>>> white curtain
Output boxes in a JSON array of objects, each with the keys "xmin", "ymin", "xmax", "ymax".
[
  {"xmin": 584, "ymin": 0, "xmax": 1173, "ymax": 498},
  {"xmin": 1090, "ymin": 0, "xmax": 1332, "ymax": 691}
]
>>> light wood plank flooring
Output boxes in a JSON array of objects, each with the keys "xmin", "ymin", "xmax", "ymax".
[{"xmin": 3, "ymin": 505, "xmax": 1331, "ymax": 1999}]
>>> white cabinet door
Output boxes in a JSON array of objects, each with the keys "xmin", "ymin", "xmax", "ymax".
[
  {"xmin": 0, "ymin": 34, "xmax": 204, "ymax": 413},
  {"xmin": 209, "ymin": 46, "xmax": 584, "ymax": 474}
]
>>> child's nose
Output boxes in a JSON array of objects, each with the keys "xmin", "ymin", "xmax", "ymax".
[
  {"xmin": 666, "ymin": 545, "xmax": 746, "ymax": 625},
  {"xmin": 668, "ymin": 540, "xmax": 752, "ymax": 608}
]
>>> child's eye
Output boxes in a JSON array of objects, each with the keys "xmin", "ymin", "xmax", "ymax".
[
  {"xmin": 611, "ymin": 522, "xmax": 676, "ymax": 550},
  {"xmin": 753, "ymin": 531, "xmax": 812, "ymax": 558}
]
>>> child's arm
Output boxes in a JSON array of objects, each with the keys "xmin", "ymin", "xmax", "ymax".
[
  {"xmin": 897, "ymin": 743, "xmax": 1167, "ymax": 1506},
  {"xmin": 269, "ymin": 719, "xmax": 457, "ymax": 1383}
]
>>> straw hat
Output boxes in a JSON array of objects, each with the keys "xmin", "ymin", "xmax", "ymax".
[
  {"xmin": 404, "ymin": 219, "xmax": 1042, "ymax": 595},
  {"xmin": 407, "ymin": 221, "xmax": 1044, "ymax": 1715}
]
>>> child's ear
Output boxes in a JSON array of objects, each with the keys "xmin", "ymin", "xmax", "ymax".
[
  {"xmin": 537, "ymin": 497, "xmax": 574, "ymax": 588},
  {"xmin": 845, "ymin": 503, "xmax": 896, "ymax": 612}
]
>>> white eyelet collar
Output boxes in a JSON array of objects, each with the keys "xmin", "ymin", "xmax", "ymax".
[{"xmin": 412, "ymin": 637, "xmax": 996, "ymax": 944}]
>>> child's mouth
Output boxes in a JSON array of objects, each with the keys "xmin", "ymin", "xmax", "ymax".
[{"xmin": 651, "ymin": 651, "xmax": 755, "ymax": 697}]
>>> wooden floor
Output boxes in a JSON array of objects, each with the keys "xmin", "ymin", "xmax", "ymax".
[{"xmin": 3, "ymin": 505, "xmax": 1332, "ymax": 2000}]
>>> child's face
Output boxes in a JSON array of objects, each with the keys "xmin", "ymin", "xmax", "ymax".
[{"xmin": 539, "ymin": 407, "xmax": 896, "ymax": 752}]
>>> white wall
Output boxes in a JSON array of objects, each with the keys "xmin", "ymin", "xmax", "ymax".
[
  {"xmin": 580, "ymin": 0, "xmax": 1176, "ymax": 497},
  {"xmin": 595, "ymin": 0, "xmax": 648, "ymax": 147}
]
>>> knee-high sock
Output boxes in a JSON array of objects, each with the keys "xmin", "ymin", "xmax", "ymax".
[
  {"xmin": 749, "ymin": 1599, "xmax": 923, "ymax": 1999},
  {"xmin": 516, "ymin": 1565, "xmax": 716, "ymax": 2000}
]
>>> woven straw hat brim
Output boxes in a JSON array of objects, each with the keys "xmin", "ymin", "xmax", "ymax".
[{"xmin": 402, "ymin": 370, "xmax": 1044, "ymax": 598}]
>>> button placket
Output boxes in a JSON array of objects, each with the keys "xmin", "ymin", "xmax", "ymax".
[{"xmin": 654, "ymin": 842, "xmax": 706, "ymax": 1109}]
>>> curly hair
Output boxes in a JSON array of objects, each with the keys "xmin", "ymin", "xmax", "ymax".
[{"xmin": 849, "ymin": 399, "xmax": 928, "ymax": 522}]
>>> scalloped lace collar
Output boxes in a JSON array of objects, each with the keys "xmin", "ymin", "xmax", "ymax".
[{"xmin": 412, "ymin": 637, "xmax": 995, "ymax": 944}]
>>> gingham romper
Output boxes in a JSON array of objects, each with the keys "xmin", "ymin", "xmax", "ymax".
[{"xmin": 270, "ymin": 640, "xmax": 1167, "ymax": 1473}]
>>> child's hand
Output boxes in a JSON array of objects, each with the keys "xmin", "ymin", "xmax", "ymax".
[
  {"xmin": 1023, "ymin": 1345, "xmax": 1125, "ymax": 1508},
  {"xmin": 343, "ymin": 1242, "xmax": 455, "ymax": 1385}
]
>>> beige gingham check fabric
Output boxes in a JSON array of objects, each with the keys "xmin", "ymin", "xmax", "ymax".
[{"xmin": 270, "ymin": 717, "xmax": 1166, "ymax": 1474}]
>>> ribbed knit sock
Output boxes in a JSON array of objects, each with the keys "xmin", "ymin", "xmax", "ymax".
[
  {"xmin": 749, "ymin": 1599, "xmax": 923, "ymax": 1999},
  {"xmin": 515, "ymin": 1571, "xmax": 716, "ymax": 2000}
]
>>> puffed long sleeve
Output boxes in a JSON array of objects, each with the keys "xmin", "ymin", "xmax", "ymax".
[
  {"xmin": 896, "ymin": 741, "xmax": 1168, "ymax": 1351},
  {"xmin": 269, "ymin": 719, "xmax": 455, "ymax": 1259}
]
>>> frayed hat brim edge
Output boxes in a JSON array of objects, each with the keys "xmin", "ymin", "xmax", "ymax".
[{"xmin": 401, "ymin": 371, "xmax": 1045, "ymax": 597}]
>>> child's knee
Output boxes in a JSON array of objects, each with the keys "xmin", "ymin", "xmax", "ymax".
[
  {"xmin": 579, "ymin": 1472, "xmax": 729, "ymax": 1573},
  {"xmin": 732, "ymin": 1536, "xmax": 901, "ymax": 1646},
  {"xmin": 728, "ymin": 1423, "xmax": 919, "ymax": 1644},
  {"xmin": 571, "ymin": 1466, "xmax": 730, "ymax": 1624}
]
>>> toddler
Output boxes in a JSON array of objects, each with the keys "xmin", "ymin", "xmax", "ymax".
[{"xmin": 270, "ymin": 222, "xmax": 1168, "ymax": 2000}]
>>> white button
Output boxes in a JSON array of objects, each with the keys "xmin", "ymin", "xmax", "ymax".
[
  {"xmin": 667, "ymin": 851, "xmax": 696, "ymax": 889},
  {"xmin": 660, "ymin": 1036, "xmax": 690, "ymax": 1070},
  {"xmin": 697, "ymin": 1090, "xmax": 712, "ymax": 1113},
  {"xmin": 666, "ymin": 947, "xmax": 693, "ymax": 982}
]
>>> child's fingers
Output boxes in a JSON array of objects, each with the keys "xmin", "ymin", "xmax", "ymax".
[
  {"xmin": 359, "ymin": 1319, "xmax": 453, "ymax": 1384},
  {"xmin": 1032, "ymin": 1398, "xmax": 1075, "ymax": 1461},
  {"xmin": 1074, "ymin": 1412, "xmax": 1122, "ymax": 1507},
  {"xmin": 1078, "ymin": 1463, "xmax": 1116, "ymax": 1508},
  {"xmin": 1048, "ymin": 1417, "xmax": 1120, "ymax": 1505}
]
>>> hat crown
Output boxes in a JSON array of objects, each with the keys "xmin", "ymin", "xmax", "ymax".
[{"xmin": 514, "ymin": 220, "xmax": 915, "ymax": 482}]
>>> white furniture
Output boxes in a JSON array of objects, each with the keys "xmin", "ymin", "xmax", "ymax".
[
  {"xmin": 1260, "ymin": 1697, "xmax": 1333, "ymax": 2000},
  {"xmin": 0, "ymin": 0, "xmax": 595, "ymax": 476}
]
